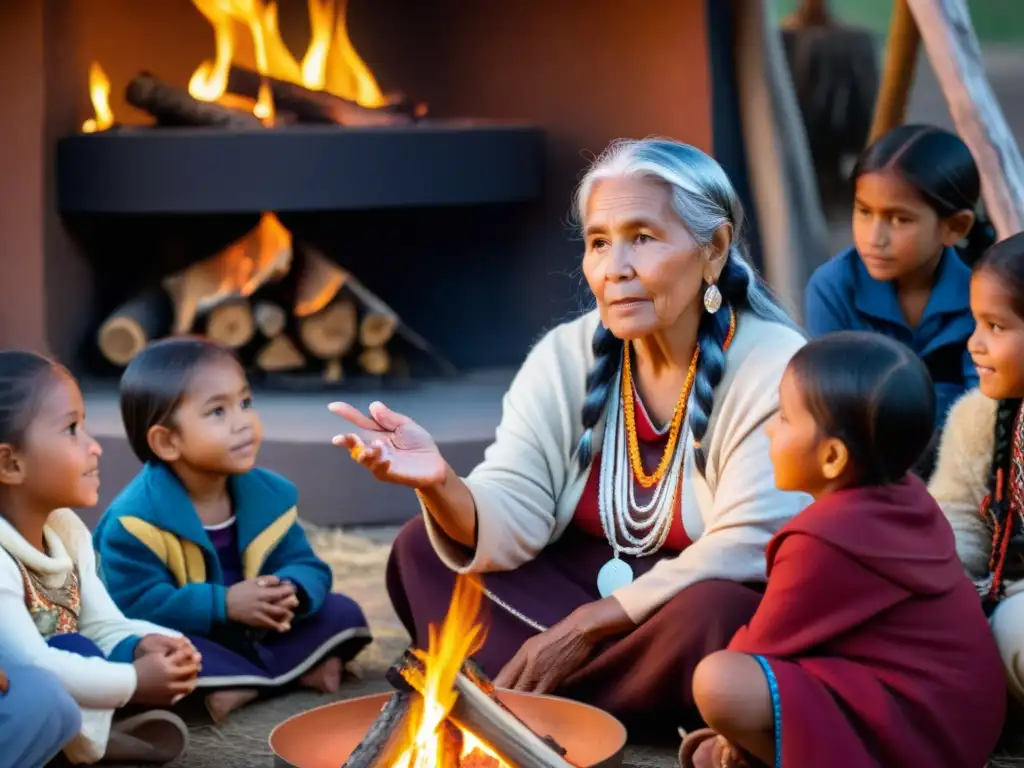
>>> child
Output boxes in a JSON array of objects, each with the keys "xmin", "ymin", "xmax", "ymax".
[
  {"xmin": 804, "ymin": 125, "xmax": 992, "ymax": 451},
  {"xmin": 0, "ymin": 644, "xmax": 82, "ymax": 767},
  {"xmin": 94, "ymin": 337, "xmax": 371, "ymax": 723},
  {"xmin": 680, "ymin": 332, "xmax": 1005, "ymax": 768},
  {"xmin": 0, "ymin": 350, "xmax": 200, "ymax": 765},
  {"xmin": 930, "ymin": 231, "xmax": 1024, "ymax": 703}
]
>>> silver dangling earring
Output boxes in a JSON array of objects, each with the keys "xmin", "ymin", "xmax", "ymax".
[{"xmin": 703, "ymin": 282, "xmax": 722, "ymax": 314}]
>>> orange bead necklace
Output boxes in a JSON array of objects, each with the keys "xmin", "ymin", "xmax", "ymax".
[{"xmin": 621, "ymin": 310, "xmax": 737, "ymax": 488}]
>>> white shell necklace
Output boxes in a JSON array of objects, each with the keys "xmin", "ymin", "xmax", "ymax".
[{"xmin": 595, "ymin": 370, "xmax": 686, "ymax": 598}]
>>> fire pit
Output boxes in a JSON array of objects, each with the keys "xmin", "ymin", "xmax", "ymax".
[
  {"xmin": 270, "ymin": 690, "xmax": 627, "ymax": 768},
  {"xmin": 271, "ymin": 576, "xmax": 627, "ymax": 767}
]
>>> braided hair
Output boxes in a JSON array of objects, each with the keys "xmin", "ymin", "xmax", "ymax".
[
  {"xmin": 572, "ymin": 138, "xmax": 796, "ymax": 473},
  {"xmin": 972, "ymin": 232, "xmax": 1024, "ymax": 610}
]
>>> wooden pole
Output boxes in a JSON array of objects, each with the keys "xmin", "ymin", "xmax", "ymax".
[
  {"xmin": 906, "ymin": 0, "xmax": 1024, "ymax": 237},
  {"xmin": 868, "ymin": 0, "xmax": 921, "ymax": 143}
]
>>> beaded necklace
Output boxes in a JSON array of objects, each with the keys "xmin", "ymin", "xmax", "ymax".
[{"xmin": 595, "ymin": 310, "xmax": 737, "ymax": 597}]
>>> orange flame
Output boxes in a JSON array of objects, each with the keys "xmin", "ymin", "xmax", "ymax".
[
  {"xmin": 82, "ymin": 62, "xmax": 114, "ymax": 133},
  {"xmin": 81, "ymin": 0, "xmax": 389, "ymax": 130},
  {"xmin": 390, "ymin": 576, "xmax": 509, "ymax": 768}
]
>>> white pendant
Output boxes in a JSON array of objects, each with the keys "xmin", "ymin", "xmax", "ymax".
[{"xmin": 597, "ymin": 557, "xmax": 634, "ymax": 598}]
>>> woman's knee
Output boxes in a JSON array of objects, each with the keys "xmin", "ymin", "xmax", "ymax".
[
  {"xmin": 661, "ymin": 580, "xmax": 761, "ymax": 639},
  {"xmin": 692, "ymin": 651, "xmax": 771, "ymax": 734}
]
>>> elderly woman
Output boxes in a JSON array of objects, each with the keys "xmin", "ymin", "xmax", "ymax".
[{"xmin": 331, "ymin": 138, "xmax": 809, "ymax": 734}]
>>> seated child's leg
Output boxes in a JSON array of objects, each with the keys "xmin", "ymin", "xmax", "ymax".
[
  {"xmin": 0, "ymin": 660, "xmax": 82, "ymax": 768},
  {"xmin": 46, "ymin": 633, "xmax": 106, "ymax": 659},
  {"xmin": 990, "ymin": 591, "xmax": 1024, "ymax": 701},
  {"xmin": 692, "ymin": 650, "xmax": 776, "ymax": 767},
  {"xmin": 261, "ymin": 592, "xmax": 372, "ymax": 688}
]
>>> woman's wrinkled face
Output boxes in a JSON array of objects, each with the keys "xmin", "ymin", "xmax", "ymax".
[{"xmin": 582, "ymin": 176, "xmax": 713, "ymax": 340}]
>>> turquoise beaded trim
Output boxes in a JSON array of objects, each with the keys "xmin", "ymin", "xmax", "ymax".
[{"xmin": 752, "ymin": 655, "xmax": 782, "ymax": 768}]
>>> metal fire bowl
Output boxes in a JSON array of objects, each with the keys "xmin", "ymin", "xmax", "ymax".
[{"xmin": 270, "ymin": 690, "xmax": 627, "ymax": 768}]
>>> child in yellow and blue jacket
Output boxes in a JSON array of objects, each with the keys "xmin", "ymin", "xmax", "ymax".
[{"xmin": 94, "ymin": 338, "xmax": 371, "ymax": 722}]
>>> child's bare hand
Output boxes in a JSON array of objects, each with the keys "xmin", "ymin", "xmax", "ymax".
[
  {"xmin": 135, "ymin": 634, "xmax": 202, "ymax": 666},
  {"xmin": 132, "ymin": 648, "xmax": 199, "ymax": 705},
  {"xmin": 0, "ymin": 667, "xmax": 8, "ymax": 695},
  {"xmin": 227, "ymin": 579, "xmax": 295, "ymax": 632}
]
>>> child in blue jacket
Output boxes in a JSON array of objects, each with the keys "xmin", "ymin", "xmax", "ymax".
[
  {"xmin": 804, "ymin": 125, "xmax": 990, "ymax": 473},
  {"xmin": 94, "ymin": 338, "xmax": 371, "ymax": 722}
]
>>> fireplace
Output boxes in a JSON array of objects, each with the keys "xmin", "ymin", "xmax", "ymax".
[
  {"xmin": 54, "ymin": 0, "xmax": 549, "ymax": 384},
  {"xmin": 4, "ymin": 0, "xmax": 820, "ymax": 525}
]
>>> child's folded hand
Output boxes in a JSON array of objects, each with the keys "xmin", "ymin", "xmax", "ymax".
[
  {"xmin": 135, "ymin": 634, "xmax": 202, "ymax": 667},
  {"xmin": 227, "ymin": 578, "xmax": 296, "ymax": 633},
  {"xmin": 131, "ymin": 648, "xmax": 199, "ymax": 705}
]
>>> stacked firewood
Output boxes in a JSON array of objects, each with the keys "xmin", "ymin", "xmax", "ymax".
[
  {"xmin": 92, "ymin": 67, "xmax": 442, "ymax": 383},
  {"xmin": 96, "ymin": 237, "xmax": 450, "ymax": 383}
]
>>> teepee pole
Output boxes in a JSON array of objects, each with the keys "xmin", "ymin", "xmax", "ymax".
[
  {"xmin": 906, "ymin": 0, "xmax": 1024, "ymax": 237},
  {"xmin": 869, "ymin": 0, "xmax": 921, "ymax": 142}
]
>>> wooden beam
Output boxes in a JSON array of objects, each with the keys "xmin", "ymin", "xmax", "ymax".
[
  {"xmin": 906, "ymin": 0, "xmax": 1024, "ymax": 237},
  {"xmin": 869, "ymin": 0, "xmax": 921, "ymax": 142}
]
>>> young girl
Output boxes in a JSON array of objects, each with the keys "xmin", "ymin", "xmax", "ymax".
[
  {"xmin": 0, "ymin": 351, "xmax": 200, "ymax": 765},
  {"xmin": 804, "ymin": 125, "xmax": 992, "ymax": 452},
  {"xmin": 930, "ymin": 231, "xmax": 1024, "ymax": 703},
  {"xmin": 93, "ymin": 337, "xmax": 372, "ymax": 723},
  {"xmin": 680, "ymin": 332, "xmax": 1005, "ymax": 768}
]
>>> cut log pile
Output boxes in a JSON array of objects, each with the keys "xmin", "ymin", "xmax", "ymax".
[
  {"xmin": 341, "ymin": 651, "xmax": 575, "ymax": 768},
  {"xmin": 93, "ymin": 70, "xmax": 445, "ymax": 384},
  {"xmin": 96, "ymin": 239, "xmax": 452, "ymax": 383}
]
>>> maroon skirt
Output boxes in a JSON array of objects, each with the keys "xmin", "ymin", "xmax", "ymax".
[{"xmin": 387, "ymin": 517, "xmax": 763, "ymax": 737}]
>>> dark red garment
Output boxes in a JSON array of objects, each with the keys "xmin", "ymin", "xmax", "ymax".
[
  {"xmin": 573, "ymin": 381, "xmax": 693, "ymax": 551},
  {"xmin": 728, "ymin": 475, "xmax": 1006, "ymax": 768}
]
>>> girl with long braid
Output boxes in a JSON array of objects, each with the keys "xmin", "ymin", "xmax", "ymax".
[
  {"xmin": 331, "ymin": 138, "xmax": 809, "ymax": 735},
  {"xmin": 931, "ymin": 231, "xmax": 1024, "ymax": 702}
]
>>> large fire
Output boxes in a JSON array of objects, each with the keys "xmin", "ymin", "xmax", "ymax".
[
  {"xmin": 78, "ymin": 1, "xmax": 386, "ymax": 306},
  {"xmin": 391, "ymin": 576, "xmax": 510, "ymax": 768},
  {"xmin": 81, "ymin": 0, "xmax": 387, "ymax": 132}
]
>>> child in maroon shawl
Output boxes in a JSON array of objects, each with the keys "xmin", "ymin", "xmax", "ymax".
[{"xmin": 680, "ymin": 332, "xmax": 1006, "ymax": 768}]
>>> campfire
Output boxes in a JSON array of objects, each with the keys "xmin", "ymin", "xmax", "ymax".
[
  {"xmin": 344, "ymin": 575, "xmax": 577, "ymax": 768},
  {"xmin": 80, "ymin": 0, "xmax": 448, "ymax": 384}
]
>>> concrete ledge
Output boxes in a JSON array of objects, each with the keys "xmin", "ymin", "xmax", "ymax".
[{"xmin": 78, "ymin": 370, "xmax": 513, "ymax": 529}]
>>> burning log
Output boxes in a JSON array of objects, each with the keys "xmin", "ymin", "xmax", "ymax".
[
  {"xmin": 162, "ymin": 215, "xmax": 293, "ymax": 334},
  {"xmin": 225, "ymin": 66, "xmax": 412, "ymax": 127},
  {"xmin": 341, "ymin": 690, "xmax": 415, "ymax": 768},
  {"xmin": 96, "ymin": 287, "xmax": 174, "ymax": 366},
  {"xmin": 254, "ymin": 334, "xmax": 306, "ymax": 372},
  {"xmin": 388, "ymin": 651, "xmax": 573, "ymax": 768},
  {"xmin": 126, "ymin": 73, "xmax": 263, "ymax": 129}
]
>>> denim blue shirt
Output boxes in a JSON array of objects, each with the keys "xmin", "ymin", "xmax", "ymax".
[{"xmin": 804, "ymin": 246, "xmax": 977, "ymax": 431}]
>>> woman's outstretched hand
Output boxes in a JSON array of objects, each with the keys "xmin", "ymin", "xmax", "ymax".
[{"xmin": 329, "ymin": 401, "xmax": 447, "ymax": 488}]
